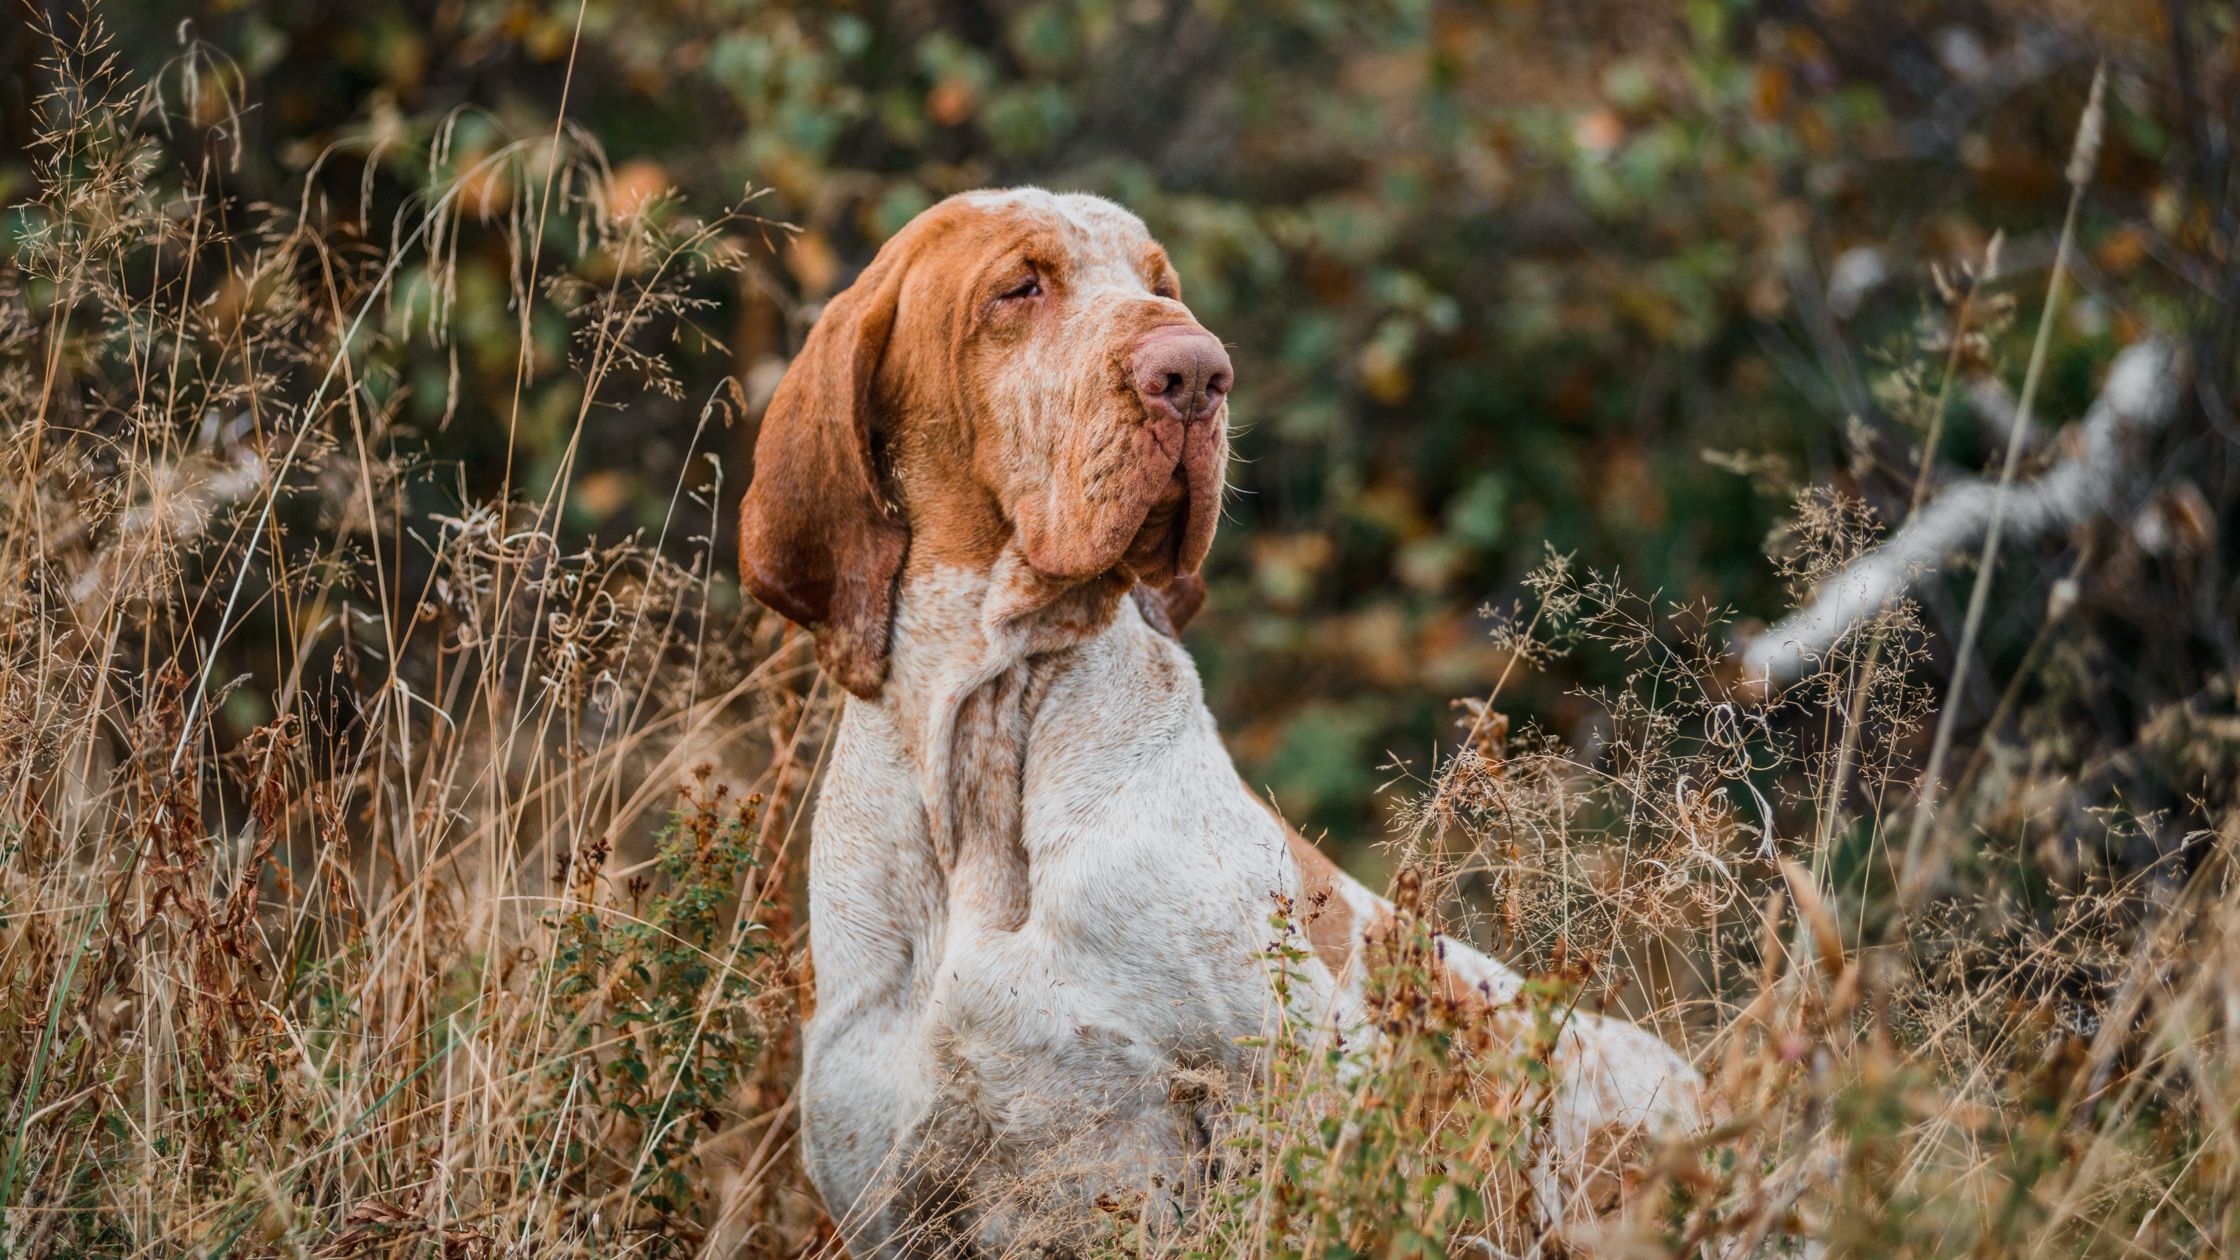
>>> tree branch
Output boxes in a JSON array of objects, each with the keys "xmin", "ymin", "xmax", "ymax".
[{"xmin": 1739, "ymin": 339, "xmax": 2185, "ymax": 688}]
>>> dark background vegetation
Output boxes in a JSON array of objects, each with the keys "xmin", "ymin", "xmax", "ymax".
[{"xmin": 11, "ymin": 0, "xmax": 2229, "ymax": 849}]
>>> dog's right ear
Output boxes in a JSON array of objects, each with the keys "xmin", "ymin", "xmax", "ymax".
[{"xmin": 738, "ymin": 257, "xmax": 911, "ymax": 699}]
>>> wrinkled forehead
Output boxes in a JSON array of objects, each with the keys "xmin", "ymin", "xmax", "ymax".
[{"xmin": 950, "ymin": 188, "xmax": 1159, "ymax": 279}]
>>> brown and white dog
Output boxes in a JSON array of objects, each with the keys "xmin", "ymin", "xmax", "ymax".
[{"xmin": 737, "ymin": 188, "xmax": 1700, "ymax": 1256}]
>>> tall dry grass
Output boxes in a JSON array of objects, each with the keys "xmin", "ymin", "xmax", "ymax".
[
  {"xmin": 3, "ymin": 9, "xmax": 2237, "ymax": 1260},
  {"xmin": 1, "ymin": 11, "xmax": 824, "ymax": 1255}
]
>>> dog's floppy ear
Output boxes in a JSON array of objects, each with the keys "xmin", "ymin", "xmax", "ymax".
[
  {"xmin": 1132, "ymin": 573, "xmax": 1206, "ymax": 638},
  {"xmin": 738, "ymin": 256, "xmax": 911, "ymax": 699}
]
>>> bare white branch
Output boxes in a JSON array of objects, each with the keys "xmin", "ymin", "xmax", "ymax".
[
  {"xmin": 1740, "ymin": 338, "xmax": 2184, "ymax": 687},
  {"xmin": 1964, "ymin": 373, "xmax": 2030, "ymax": 456}
]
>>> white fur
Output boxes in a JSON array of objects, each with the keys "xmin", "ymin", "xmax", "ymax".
[{"xmin": 797, "ymin": 560, "xmax": 1702, "ymax": 1256}]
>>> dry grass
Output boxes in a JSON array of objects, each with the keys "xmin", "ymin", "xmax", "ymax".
[
  {"xmin": 1, "ymin": 12, "xmax": 821, "ymax": 1255},
  {"xmin": 4, "ymin": 10, "xmax": 2237, "ymax": 1259}
]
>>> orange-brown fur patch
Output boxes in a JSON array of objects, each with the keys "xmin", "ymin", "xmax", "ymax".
[
  {"xmin": 1272, "ymin": 811, "xmax": 1496, "ymax": 1013},
  {"xmin": 1276, "ymin": 820, "xmax": 1357, "ymax": 976}
]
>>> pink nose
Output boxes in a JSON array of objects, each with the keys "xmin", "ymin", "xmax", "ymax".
[{"xmin": 1130, "ymin": 326, "xmax": 1232, "ymax": 425}]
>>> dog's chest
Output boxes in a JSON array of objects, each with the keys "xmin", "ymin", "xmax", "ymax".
[
  {"xmin": 812, "ymin": 632, "xmax": 1299, "ymax": 1041},
  {"xmin": 797, "ymin": 611, "xmax": 1322, "ymax": 1250}
]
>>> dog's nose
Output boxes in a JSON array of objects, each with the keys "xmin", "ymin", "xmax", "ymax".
[{"xmin": 1130, "ymin": 326, "xmax": 1232, "ymax": 425}]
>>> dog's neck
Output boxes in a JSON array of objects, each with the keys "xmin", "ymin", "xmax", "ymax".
[
  {"xmin": 866, "ymin": 548, "xmax": 1141, "ymax": 930},
  {"xmin": 880, "ymin": 550, "xmax": 1130, "ymax": 740}
]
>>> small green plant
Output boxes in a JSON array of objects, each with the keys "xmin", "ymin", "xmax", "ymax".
[{"xmin": 536, "ymin": 774, "xmax": 777, "ymax": 1244}]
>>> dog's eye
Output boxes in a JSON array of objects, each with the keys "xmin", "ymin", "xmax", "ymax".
[
  {"xmin": 1152, "ymin": 281, "xmax": 1177, "ymax": 300},
  {"xmin": 997, "ymin": 275, "xmax": 1042, "ymax": 302}
]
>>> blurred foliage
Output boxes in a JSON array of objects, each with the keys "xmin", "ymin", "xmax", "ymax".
[{"xmin": 28, "ymin": 0, "xmax": 2230, "ymax": 842}]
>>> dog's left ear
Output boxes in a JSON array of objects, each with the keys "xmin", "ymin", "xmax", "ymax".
[
  {"xmin": 1132, "ymin": 574, "xmax": 1206, "ymax": 638},
  {"xmin": 737, "ymin": 254, "xmax": 911, "ymax": 699}
]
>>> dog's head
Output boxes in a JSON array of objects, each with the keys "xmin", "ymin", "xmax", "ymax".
[{"xmin": 738, "ymin": 189, "xmax": 1230, "ymax": 696}]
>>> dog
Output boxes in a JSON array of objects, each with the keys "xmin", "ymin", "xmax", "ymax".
[{"xmin": 735, "ymin": 188, "xmax": 1701, "ymax": 1255}]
